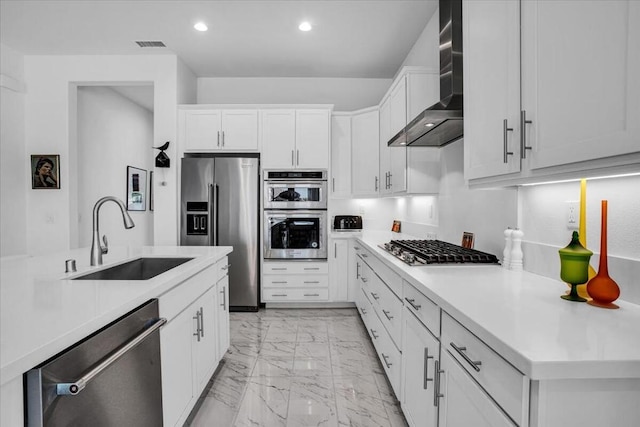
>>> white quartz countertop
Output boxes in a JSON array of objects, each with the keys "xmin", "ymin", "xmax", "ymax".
[
  {"xmin": 0, "ymin": 245, "xmax": 232, "ymax": 386},
  {"xmin": 357, "ymin": 231, "xmax": 640, "ymax": 380}
]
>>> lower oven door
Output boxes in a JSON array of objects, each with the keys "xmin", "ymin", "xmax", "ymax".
[{"xmin": 264, "ymin": 210, "xmax": 327, "ymax": 259}]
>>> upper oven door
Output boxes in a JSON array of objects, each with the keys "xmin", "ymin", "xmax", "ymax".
[
  {"xmin": 264, "ymin": 181, "xmax": 327, "ymax": 209},
  {"xmin": 264, "ymin": 210, "xmax": 327, "ymax": 259}
]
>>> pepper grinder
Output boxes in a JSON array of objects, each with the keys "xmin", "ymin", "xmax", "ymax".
[
  {"xmin": 502, "ymin": 228, "xmax": 513, "ymax": 269},
  {"xmin": 510, "ymin": 229, "xmax": 524, "ymax": 271}
]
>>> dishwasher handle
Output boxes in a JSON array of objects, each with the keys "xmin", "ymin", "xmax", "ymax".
[{"xmin": 56, "ymin": 317, "xmax": 167, "ymax": 396}]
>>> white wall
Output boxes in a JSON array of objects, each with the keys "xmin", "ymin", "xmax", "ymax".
[
  {"xmin": 77, "ymin": 86, "xmax": 154, "ymax": 248},
  {"xmin": 0, "ymin": 43, "xmax": 27, "ymax": 256},
  {"xmin": 23, "ymin": 54, "xmax": 185, "ymax": 255},
  {"xmin": 396, "ymin": 8, "xmax": 440, "ymax": 77},
  {"xmin": 197, "ymin": 77, "xmax": 391, "ymax": 111}
]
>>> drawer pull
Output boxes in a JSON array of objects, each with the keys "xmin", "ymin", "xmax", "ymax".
[
  {"xmin": 424, "ymin": 347, "xmax": 434, "ymax": 390},
  {"xmin": 272, "ymin": 294, "xmax": 288, "ymax": 297},
  {"xmin": 356, "ymin": 262, "xmax": 361, "ymax": 279},
  {"xmin": 354, "ymin": 246, "xmax": 361, "ymax": 250},
  {"xmin": 371, "ymin": 292, "xmax": 379, "ymax": 300},
  {"xmin": 272, "ymin": 281, "xmax": 288, "ymax": 284},
  {"xmin": 361, "ymin": 254, "xmax": 369, "ymax": 258},
  {"xmin": 221, "ymin": 263, "xmax": 231, "ymax": 270},
  {"xmin": 360, "ymin": 308, "xmax": 367, "ymax": 315},
  {"xmin": 304, "ymin": 267, "xmax": 320, "ymax": 271},
  {"xmin": 381, "ymin": 353, "xmax": 392, "ymax": 368},
  {"xmin": 450, "ymin": 342, "xmax": 482, "ymax": 372},
  {"xmin": 271, "ymin": 267, "xmax": 287, "ymax": 271},
  {"xmin": 303, "ymin": 281, "xmax": 320, "ymax": 284},
  {"xmin": 382, "ymin": 309, "xmax": 394, "ymax": 320},
  {"xmin": 434, "ymin": 360, "xmax": 444, "ymax": 407},
  {"xmin": 304, "ymin": 293, "xmax": 320, "ymax": 297},
  {"xmin": 361, "ymin": 277, "xmax": 368, "ymax": 283},
  {"xmin": 405, "ymin": 297, "xmax": 422, "ymax": 311},
  {"xmin": 370, "ymin": 328, "xmax": 379, "ymax": 339}
]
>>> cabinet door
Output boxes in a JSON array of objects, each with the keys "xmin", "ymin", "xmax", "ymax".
[
  {"xmin": 296, "ymin": 109, "xmax": 330, "ymax": 169},
  {"xmin": 402, "ymin": 309, "xmax": 439, "ymax": 427},
  {"xmin": 331, "ymin": 115, "xmax": 352, "ymax": 197},
  {"xmin": 379, "ymin": 97, "xmax": 393, "ymax": 195},
  {"xmin": 389, "ymin": 77, "xmax": 408, "ymax": 193},
  {"xmin": 261, "ymin": 110, "xmax": 296, "ymax": 169},
  {"xmin": 161, "ymin": 307, "xmax": 195, "ymax": 426},
  {"xmin": 182, "ymin": 110, "xmax": 223, "ymax": 151},
  {"xmin": 521, "ymin": 0, "xmax": 640, "ymax": 169},
  {"xmin": 217, "ymin": 275, "xmax": 230, "ymax": 360},
  {"xmin": 351, "ymin": 109, "xmax": 380, "ymax": 196},
  {"xmin": 463, "ymin": 0, "xmax": 521, "ymax": 180},
  {"xmin": 438, "ymin": 351, "xmax": 515, "ymax": 427},
  {"xmin": 221, "ymin": 110, "xmax": 259, "ymax": 150},
  {"xmin": 329, "ymin": 238, "xmax": 349, "ymax": 302},
  {"xmin": 348, "ymin": 241, "xmax": 362, "ymax": 303},
  {"xmin": 193, "ymin": 287, "xmax": 218, "ymax": 395}
]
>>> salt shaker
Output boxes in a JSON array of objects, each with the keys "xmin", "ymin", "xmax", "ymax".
[
  {"xmin": 510, "ymin": 229, "xmax": 524, "ymax": 271},
  {"xmin": 502, "ymin": 228, "xmax": 513, "ymax": 269}
]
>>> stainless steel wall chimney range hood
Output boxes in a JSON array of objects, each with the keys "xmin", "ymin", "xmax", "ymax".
[{"xmin": 389, "ymin": 0, "xmax": 463, "ymax": 148}]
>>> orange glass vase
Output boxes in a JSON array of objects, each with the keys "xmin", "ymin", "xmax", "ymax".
[{"xmin": 587, "ymin": 200, "xmax": 620, "ymax": 309}]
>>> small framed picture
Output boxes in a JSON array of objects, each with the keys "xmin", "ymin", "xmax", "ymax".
[
  {"xmin": 462, "ymin": 232, "xmax": 474, "ymax": 249},
  {"xmin": 392, "ymin": 220, "xmax": 401, "ymax": 233},
  {"xmin": 149, "ymin": 171, "xmax": 154, "ymax": 211},
  {"xmin": 31, "ymin": 155, "xmax": 60, "ymax": 189},
  {"xmin": 126, "ymin": 166, "xmax": 147, "ymax": 211}
]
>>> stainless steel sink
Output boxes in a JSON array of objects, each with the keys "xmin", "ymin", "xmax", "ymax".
[{"xmin": 73, "ymin": 257, "xmax": 194, "ymax": 281}]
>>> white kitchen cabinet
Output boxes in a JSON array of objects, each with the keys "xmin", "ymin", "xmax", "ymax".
[
  {"xmin": 351, "ymin": 107, "xmax": 380, "ymax": 197},
  {"xmin": 328, "ymin": 237, "xmax": 350, "ymax": 302},
  {"xmin": 437, "ymin": 350, "xmax": 515, "ymax": 427},
  {"xmin": 262, "ymin": 261, "xmax": 329, "ymax": 303},
  {"xmin": 464, "ymin": 0, "xmax": 640, "ymax": 185},
  {"xmin": 216, "ymin": 270, "xmax": 230, "ymax": 361},
  {"xmin": 261, "ymin": 109, "xmax": 331, "ymax": 169},
  {"xmin": 331, "ymin": 114, "xmax": 352, "ymax": 197},
  {"xmin": 179, "ymin": 108, "xmax": 259, "ymax": 152},
  {"xmin": 402, "ymin": 308, "xmax": 440, "ymax": 427},
  {"xmin": 379, "ymin": 96, "xmax": 393, "ymax": 195},
  {"xmin": 192, "ymin": 286, "xmax": 218, "ymax": 394}
]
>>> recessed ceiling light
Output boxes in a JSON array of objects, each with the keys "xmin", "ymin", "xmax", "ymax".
[
  {"xmin": 299, "ymin": 21, "xmax": 312, "ymax": 32},
  {"xmin": 194, "ymin": 22, "xmax": 208, "ymax": 32},
  {"xmin": 425, "ymin": 123, "xmax": 435, "ymax": 127}
]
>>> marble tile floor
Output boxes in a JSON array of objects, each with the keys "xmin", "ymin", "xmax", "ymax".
[{"xmin": 185, "ymin": 308, "xmax": 408, "ymax": 427}]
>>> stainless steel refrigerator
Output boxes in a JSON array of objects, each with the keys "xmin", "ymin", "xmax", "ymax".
[{"xmin": 180, "ymin": 155, "xmax": 260, "ymax": 311}]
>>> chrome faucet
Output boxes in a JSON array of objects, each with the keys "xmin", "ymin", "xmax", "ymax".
[{"xmin": 90, "ymin": 196, "xmax": 135, "ymax": 266}]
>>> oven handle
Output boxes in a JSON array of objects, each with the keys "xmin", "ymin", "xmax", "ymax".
[{"xmin": 55, "ymin": 317, "xmax": 167, "ymax": 396}]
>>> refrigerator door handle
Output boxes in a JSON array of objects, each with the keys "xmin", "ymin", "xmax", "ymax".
[{"xmin": 212, "ymin": 183, "xmax": 219, "ymax": 246}]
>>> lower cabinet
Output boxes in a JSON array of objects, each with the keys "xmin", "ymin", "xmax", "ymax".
[
  {"xmin": 159, "ymin": 258, "xmax": 230, "ymax": 426},
  {"xmin": 328, "ymin": 237, "xmax": 351, "ymax": 302},
  {"xmin": 262, "ymin": 261, "xmax": 329, "ymax": 302},
  {"xmin": 402, "ymin": 307, "xmax": 440, "ymax": 427}
]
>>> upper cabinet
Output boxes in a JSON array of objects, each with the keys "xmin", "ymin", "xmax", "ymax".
[
  {"xmin": 261, "ymin": 109, "xmax": 330, "ymax": 169},
  {"xmin": 179, "ymin": 108, "xmax": 259, "ymax": 152},
  {"xmin": 331, "ymin": 114, "xmax": 352, "ymax": 198},
  {"xmin": 352, "ymin": 107, "xmax": 380, "ymax": 197},
  {"xmin": 464, "ymin": 0, "xmax": 640, "ymax": 185}
]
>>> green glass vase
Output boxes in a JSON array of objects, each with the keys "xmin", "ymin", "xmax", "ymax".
[{"xmin": 558, "ymin": 231, "xmax": 593, "ymax": 302}]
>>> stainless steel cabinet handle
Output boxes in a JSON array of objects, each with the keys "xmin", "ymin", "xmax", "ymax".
[
  {"xmin": 381, "ymin": 353, "xmax": 392, "ymax": 368},
  {"xmin": 55, "ymin": 317, "xmax": 167, "ymax": 396},
  {"xmin": 360, "ymin": 308, "xmax": 367, "ymax": 315},
  {"xmin": 222, "ymin": 131, "xmax": 225, "ymax": 147},
  {"xmin": 374, "ymin": 176, "xmax": 379, "ymax": 191},
  {"xmin": 193, "ymin": 310, "xmax": 201, "ymax": 341},
  {"xmin": 304, "ymin": 267, "xmax": 320, "ymax": 271},
  {"xmin": 361, "ymin": 277, "xmax": 368, "ymax": 283},
  {"xmin": 424, "ymin": 347, "xmax": 434, "ymax": 390},
  {"xmin": 296, "ymin": 149, "xmax": 300, "ymax": 166},
  {"xmin": 272, "ymin": 293, "xmax": 288, "ymax": 297},
  {"xmin": 370, "ymin": 292, "xmax": 379, "ymax": 300},
  {"xmin": 334, "ymin": 242, "xmax": 337, "ymax": 258},
  {"xmin": 388, "ymin": 172, "xmax": 393, "ymax": 189},
  {"xmin": 356, "ymin": 262, "xmax": 361, "ymax": 279},
  {"xmin": 332, "ymin": 177, "xmax": 335, "ymax": 192},
  {"xmin": 272, "ymin": 281, "xmax": 288, "ymax": 284},
  {"xmin": 434, "ymin": 360, "xmax": 444, "ymax": 407},
  {"xmin": 221, "ymin": 263, "xmax": 231, "ymax": 270},
  {"xmin": 450, "ymin": 342, "xmax": 482, "ymax": 372},
  {"xmin": 382, "ymin": 309, "xmax": 394, "ymax": 320},
  {"xmin": 291, "ymin": 150, "xmax": 295, "ymax": 166},
  {"xmin": 220, "ymin": 287, "xmax": 226, "ymax": 310},
  {"xmin": 370, "ymin": 328, "xmax": 379, "ymax": 339},
  {"xmin": 520, "ymin": 110, "xmax": 533, "ymax": 159},
  {"xmin": 212, "ymin": 183, "xmax": 219, "ymax": 245},
  {"xmin": 354, "ymin": 246, "xmax": 360, "ymax": 251},
  {"xmin": 200, "ymin": 217, "xmax": 206, "ymax": 230},
  {"xmin": 271, "ymin": 267, "xmax": 288, "ymax": 271},
  {"xmin": 199, "ymin": 307, "xmax": 205, "ymax": 338},
  {"xmin": 361, "ymin": 254, "xmax": 368, "ymax": 258},
  {"xmin": 304, "ymin": 281, "xmax": 320, "ymax": 284},
  {"xmin": 405, "ymin": 298, "xmax": 422, "ymax": 311},
  {"xmin": 194, "ymin": 216, "xmax": 199, "ymax": 230},
  {"xmin": 503, "ymin": 119, "xmax": 514, "ymax": 163},
  {"xmin": 217, "ymin": 131, "xmax": 220, "ymax": 147},
  {"xmin": 304, "ymin": 293, "xmax": 320, "ymax": 297}
]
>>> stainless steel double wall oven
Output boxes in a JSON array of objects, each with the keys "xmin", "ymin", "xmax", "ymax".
[{"xmin": 263, "ymin": 170, "xmax": 328, "ymax": 259}]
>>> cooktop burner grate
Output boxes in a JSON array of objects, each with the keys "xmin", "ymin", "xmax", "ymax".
[{"xmin": 379, "ymin": 240, "xmax": 500, "ymax": 266}]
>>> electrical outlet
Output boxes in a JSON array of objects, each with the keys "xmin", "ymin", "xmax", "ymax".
[{"xmin": 566, "ymin": 201, "xmax": 579, "ymax": 229}]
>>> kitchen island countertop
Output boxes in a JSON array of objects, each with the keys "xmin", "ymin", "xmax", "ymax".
[
  {"xmin": 357, "ymin": 230, "xmax": 640, "ymax": 380},
  {"xmin": 0, "ymin": 245, "xmax": 232, "ymax": 386}
]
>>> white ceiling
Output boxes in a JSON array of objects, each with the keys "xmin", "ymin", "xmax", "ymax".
[{"xmin": 0, "ymin": 0, "xmax": 438, "ymax": 79}]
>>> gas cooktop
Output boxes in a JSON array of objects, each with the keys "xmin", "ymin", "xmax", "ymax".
[{"xmin": 379, "ymin": 240, "xmax": 500, "ymax": 266}]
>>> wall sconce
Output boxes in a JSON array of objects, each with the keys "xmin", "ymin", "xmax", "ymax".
[{"xmin": 154, "ymin": 141, "xmax": 170, "ymax": 168}]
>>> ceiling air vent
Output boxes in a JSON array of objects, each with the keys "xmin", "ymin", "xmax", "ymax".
[{"xmin": 135, "ymin": 41, "xmax": 166, "ymax": 48}]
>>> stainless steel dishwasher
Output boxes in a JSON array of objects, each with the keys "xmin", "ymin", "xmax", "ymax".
[{"xmin": 26, "ymin": 299, "xmax": 166, "ymax": 426}]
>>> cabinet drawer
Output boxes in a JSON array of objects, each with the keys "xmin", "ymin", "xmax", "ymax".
[
  {"xmin": 403, "ymin": 281, "xmax": 440, "ymax": 337},
  {"xmin": 441, "ymin": 312, "xmax": 527, "ymax": 424},
  {"xmin": 159, "ymin": 264, "xmax": 216, "ymax": 321},
  {"xmin": 375, "ymin": 275, "xmax": 403, "ymax": 351},
  {"xmin": 358, "ymin": 247, "xmax": 402, "ymax": 299},
  {"xmin": 356, "ymin": 287, "xmax": 373, "ymax": 329},
  {"xmin": 264, "ymin": 261, "xmax": 328, "ymax": 275},
  {"xmin": 373, "ymin": 313, "xmax": 402, "ymax": 398},
  {"xmin": 263, "ymin": 275, "xmax": 329, "ymax": 288},
  {"xmin": 262, "ymin": 288, "xmax": 329, "ymax": 301}
]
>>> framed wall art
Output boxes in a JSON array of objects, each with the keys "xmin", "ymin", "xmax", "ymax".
[
  {"xmin": 149, "ymin": 171, "xmax": 154, "ymax": 211},
  {"xmin": 126, "ymin": 166, "xmax": 147, "ymax": 211},
  {"xmin": 31, "ymin": 155, "xmax": 60, "ymax": 189}
]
